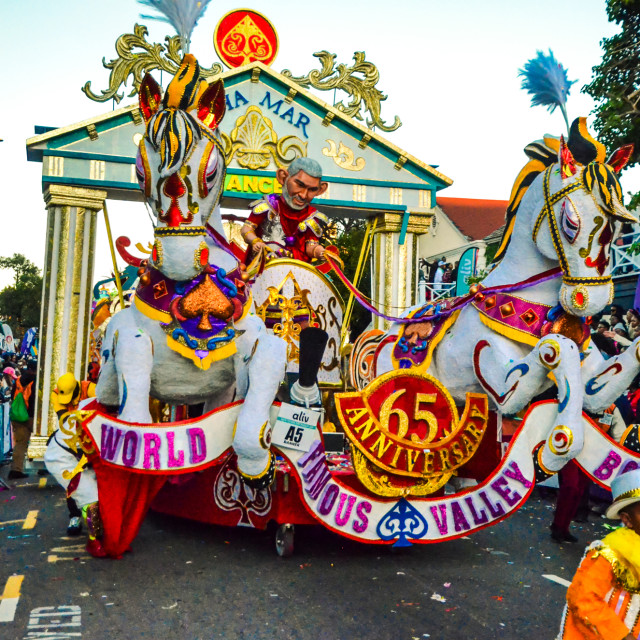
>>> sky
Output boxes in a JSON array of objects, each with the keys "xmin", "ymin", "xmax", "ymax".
[{"xmin": 0, "ymin": 0, "xmax": 636, "ymax": 291}]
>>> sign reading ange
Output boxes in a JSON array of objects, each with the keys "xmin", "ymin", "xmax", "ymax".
[
  {"xmin": 214, "ymin": 9, "xmax": 279, "ymax": 68},
  {"xmin": 335, "ymin": 370, "xmax": 489, "ymax": 496}
]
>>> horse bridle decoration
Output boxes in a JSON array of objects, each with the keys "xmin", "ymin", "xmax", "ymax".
[{"xmin": 532, "ymin": 166, "xmax": 612, "ymax": 288}]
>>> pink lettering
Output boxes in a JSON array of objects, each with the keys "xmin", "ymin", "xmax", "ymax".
[
  {"xmin": 334, "ymin": 494, "xmax": 356, "ymax": 527},
  {"xmin": 166, "ymin": 431, "xmax": 184, "ymax": 468},
  {"xmin": 305, "ymin": 467, "xmax": 331, "ymax": 500},
  {"xmin": 479, "ymin": 490, "xmax": 505, "ymax": 518},
  {"xmin": 451, "ymin": 501, "xmax": 470, "ymax": 532},
  {"xmin": 503, "ymin": 461, "xmax": 532, "ymax": 489},
  {"xmin": 464, "ymin": 496, "xmax": 488, "ymax": 525},
  {"xmin": 297, "ymin": 440, "xmax": 324, "ymax": 468},
  {"xmin": 101, "ymin": 424, "xmax": 123, "ymax": 461},
  {"xmin": 143, "ymin": 433, "xmax": 161, "ymax": 470},
  {"xmin": 302, "ymin": 455, "xmax": 331, "ymax": 500},
  {"xmin": 122, "ymin": 431, "xmax": 139, "ymax": 467},
  {"xmin": 318, "ymin": 484, "xmax": 339, "ymax": 516},
  {"xmin": 352, "ymin": 502, "xmax": 371, "ymax": 533},
  {"xmin": 491, "ymin": 476, "xmax": 521, "ymax": 507},
  {"xmin": 430, "ymin": 504, "xmax": 448, "ymax": 535},
  {"xmin": 594, "ymin": 450, "xmax": 622, "ymax": 481},
  {"xmin": 187, "ymin": 428, "xmax": 207, "ymax": 465}
]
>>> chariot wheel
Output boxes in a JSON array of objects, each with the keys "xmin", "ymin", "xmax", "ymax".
[{"xmin": 275, "ymin": 524, "xmax": 294, "ymax": 557}]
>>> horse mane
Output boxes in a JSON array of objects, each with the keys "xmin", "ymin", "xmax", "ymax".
[
  {"xmin": 493, "ymin": 118, "xmax": 609, "ymax": 264},
  {"xmin": 492, "ymin": 135, "xmax": 560, "ymax": 263}
]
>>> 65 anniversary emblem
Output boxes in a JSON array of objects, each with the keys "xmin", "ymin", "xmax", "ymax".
[{"xmin": 335, "ymin": 370, "xmax": 489, "ymax": 497}]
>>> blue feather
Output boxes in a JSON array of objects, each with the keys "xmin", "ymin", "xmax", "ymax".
[
  {"xmin": 138, "ymin": 0, "xmax": 213, "ymax": 53},
  {"xmin": 518, "ymin": 50, "xmax": 575, "ymax": 132}
]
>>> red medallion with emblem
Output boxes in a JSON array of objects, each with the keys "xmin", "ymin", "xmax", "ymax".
[{"xmin": 214, "ymin": 9, "xmax": 279, "ymax": 68}]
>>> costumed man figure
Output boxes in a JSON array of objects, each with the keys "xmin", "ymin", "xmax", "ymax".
[
  {"xmin": 240, "ymin": 157, "xmax": 330, "ymax": 263},
  {"xmin": 557, "ymin": 468, "xmax": 640, "ymax": 639},
  {"xmin": 44, "ymin": 373, "xmax": 105, "ymax": 557},
  {"xmin": 241, "ymin": 158, "xmax": 333, "ymax": 408}
]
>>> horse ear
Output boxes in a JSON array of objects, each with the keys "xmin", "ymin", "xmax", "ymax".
[
  {"xmin": 607, "ymin": 144, "xmax": 634, "ymax": 173},
  {"xmin": 197, "ymin": 79, "xmax": 226, "ymax": 130},
  {"xmin": 139, "ymin": 74, "xmax": 162, "ymax": 122},
  {"xmin": 559, "ymin": 135, "xmax": 577, "ymax": 179}
]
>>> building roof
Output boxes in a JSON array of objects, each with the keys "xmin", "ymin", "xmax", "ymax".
[{"xmin": 437, "ymin": 197, "xmax": 508, "ymax": 241}]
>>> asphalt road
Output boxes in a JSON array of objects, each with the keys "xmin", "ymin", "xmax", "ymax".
[{"xmin": 0, "ymin": 467, "xmax": 611, "ymax": 640}]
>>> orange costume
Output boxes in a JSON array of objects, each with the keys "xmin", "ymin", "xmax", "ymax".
[{"xmin": 558, "ymin": 527, "xmax": 640, "ymax": 639}]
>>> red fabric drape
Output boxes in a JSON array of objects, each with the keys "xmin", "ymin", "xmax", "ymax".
[{"xmin": 93, "ymin": 461, "xmax": 167, "ymax": 558}]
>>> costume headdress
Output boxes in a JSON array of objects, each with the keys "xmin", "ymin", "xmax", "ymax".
[{"xmin": 606, "ymin": 468, "xmax": 640, "ymax": 519}]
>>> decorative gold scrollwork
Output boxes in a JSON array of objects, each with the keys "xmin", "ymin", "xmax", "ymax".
[
  {"xmin": 322, "ymin": 139, "xmax": 365, "ymax": 171},
  {"xmin": 281, "ymin": 51, "xmax": 401, "ymax": 132},
  {"xmin": 220, "ymin": 105, "xmax": 306, "ymax": 170},
  {"xmin": 83, "ymin": 24, "xmax": 223, "ymax": 103},
  {"xmin": 58, "ymin": 409, "xmax": 97, "ymax": 457}
]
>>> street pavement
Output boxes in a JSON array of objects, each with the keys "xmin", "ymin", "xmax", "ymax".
[{"xmin": 0, "ymin": 467, "xmax": 612, "ymax": 640}]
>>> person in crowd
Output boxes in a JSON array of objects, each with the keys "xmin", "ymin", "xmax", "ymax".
[
  {"xmin": 604, "ymin": 327, "xmax": 632, "ymax": 352},
  {"xmin": 8, "ymin": 361, "xmax": 36, "ymax": 480},
  {"xmin": 627, "ymin": 309, "xmax": 640, "ymax": 340},
  {"xmin": 590, "ymin": 329, "xmax": 617, "ymax": 361},
  {"xmin": 595, "ymin": 319, "xmax": 610, "ymax": 334},
  {"xmin": 1, "ymin": 366, "xmax": 17, "ymax": 403},
  {"xmin": 627, "ymin": 376, "xmax": 640, "ymax": 424},
  {"xmin": 442, "ymin": 263, "xmax": 454, "ymax": 284},
  {"xmin": 609, "ymin": 313, "xmax": 627, "ymax": 334},
  {"xmin": 557, "ymin": 468, "xmax": 640, "ymax": 639},
  {"xmin": 48, "ymin": 373, "xmax": 96, "ymax": 536}
]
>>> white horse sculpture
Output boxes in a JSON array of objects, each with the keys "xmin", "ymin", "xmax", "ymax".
[
  {"xmin": 368, "ymin": 120, "xmax": 637, "ymax": 473},
  {"xmin": 96, "ymin": 55, "xmax": 287, "ymax": 487}
]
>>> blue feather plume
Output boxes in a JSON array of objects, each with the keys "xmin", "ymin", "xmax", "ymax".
[
  {"xmin": 138, "ymin": 0, "xmax": 213, "ymax": 54},
  {"xmin": 518, "ymin": 50, "xmax": 575, "ymax": 133}
]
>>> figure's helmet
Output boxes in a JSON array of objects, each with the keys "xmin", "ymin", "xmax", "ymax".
[{"xmin": 56, "ymin": 373, "xmax": 80, "ymax": 404}]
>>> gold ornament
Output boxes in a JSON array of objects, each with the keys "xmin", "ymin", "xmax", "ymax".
[
  {"xmin": 220, "ymin": 105, "xmax": 307, "ymax": 170},
  {"xmin": 282, "ymin": 51, "xmax": 401, "ymax": 132},
  {"xmin": 83, "ymin": 24, "xmax": 223, "ymax": 103},
  {"xmin": 321, "ymin": 139, "xmax": 365, "ymax": 171}
]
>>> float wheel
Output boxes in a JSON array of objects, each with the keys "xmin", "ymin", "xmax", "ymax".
[{"xmin": 275, "ymin": 524, "xmax": 294, "ymax": 557}]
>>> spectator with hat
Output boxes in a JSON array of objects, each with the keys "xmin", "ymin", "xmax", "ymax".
[{"xmin": 557, "ymin": 468, "xmax": 640, "ymax": 639}]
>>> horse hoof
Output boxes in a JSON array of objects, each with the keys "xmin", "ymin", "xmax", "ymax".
[{"xmin": 240, "ymin": 453, "xmax": 276, "ymax": 491}]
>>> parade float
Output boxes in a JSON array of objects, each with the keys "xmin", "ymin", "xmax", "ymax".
[{"xmin": 28, "ymin": 2, "xmax": 640, "ymax": 557}]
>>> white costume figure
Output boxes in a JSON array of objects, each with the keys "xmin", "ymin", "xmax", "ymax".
[
  {"xmin": 357, "ymin": 120, "xmax": 639, "ymax": 473},
  {"xmin": 95, "ymin": 55, "xmax": 287, "ymax": 488}
]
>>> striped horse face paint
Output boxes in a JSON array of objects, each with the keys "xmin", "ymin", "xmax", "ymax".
[
  {"xmin": 533, "ymin": 164, "xmax": 618, "ymax": 317},
  {"xmin": 137, "ymin": 56, "xmax": 227, "ymax": 282}
]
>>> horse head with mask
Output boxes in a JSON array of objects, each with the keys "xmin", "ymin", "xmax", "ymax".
[
  {"xmin": 366, "ymin": 117, "xmax": 637, "ymax": 473},
  {"xmin": 96, "ymin": 55, "xmax": 287, "ymax": 488}
]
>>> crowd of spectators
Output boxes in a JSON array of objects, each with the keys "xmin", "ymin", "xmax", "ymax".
[{"xmin": 0, "ymin": 351, "xmax": 38, "ymax": 479}]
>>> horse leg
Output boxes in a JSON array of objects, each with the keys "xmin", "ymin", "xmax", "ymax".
[
  {"xmin": 581, "ymin": 339, "xmax": 640, "ymax": 414},
  {"xmin": 232, "ymin": 315, "xmax": 287, "ymax": 486},
  {"xmin": 111, "ymin": 321, "xmax": 154, "ymax": 424},
  {"xmin": 474, "ymin": 334, "xmax": 583, "ymax": 471}
]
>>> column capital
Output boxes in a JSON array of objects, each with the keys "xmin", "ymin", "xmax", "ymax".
[
  {"xmin": 44, "ymin": 185, "xmax": 107, "ymax": 210},
  {"xmin": 374, "ymin": 209, "xmax": 434, "ymax": 235}
]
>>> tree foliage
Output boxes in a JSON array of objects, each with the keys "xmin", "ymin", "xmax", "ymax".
[
  {"xmin": 583, "ymin": 0, "xmax": 640, "ymax": 208},
  {"xmin": 331, "ymin": 219, "xmax": 372, "ymax": 341},
  {"xmin": 0, "ymin": 254, "xmax": 42, "ymax": 337}
]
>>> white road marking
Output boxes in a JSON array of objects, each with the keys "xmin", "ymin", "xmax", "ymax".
[
  {"xmin": 0, "ymin": 575, "xmax": 24, "ymax": 622},
  {"xmin": 543, "ymin": 574, "xmax": 571, "ymax": 588}
]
